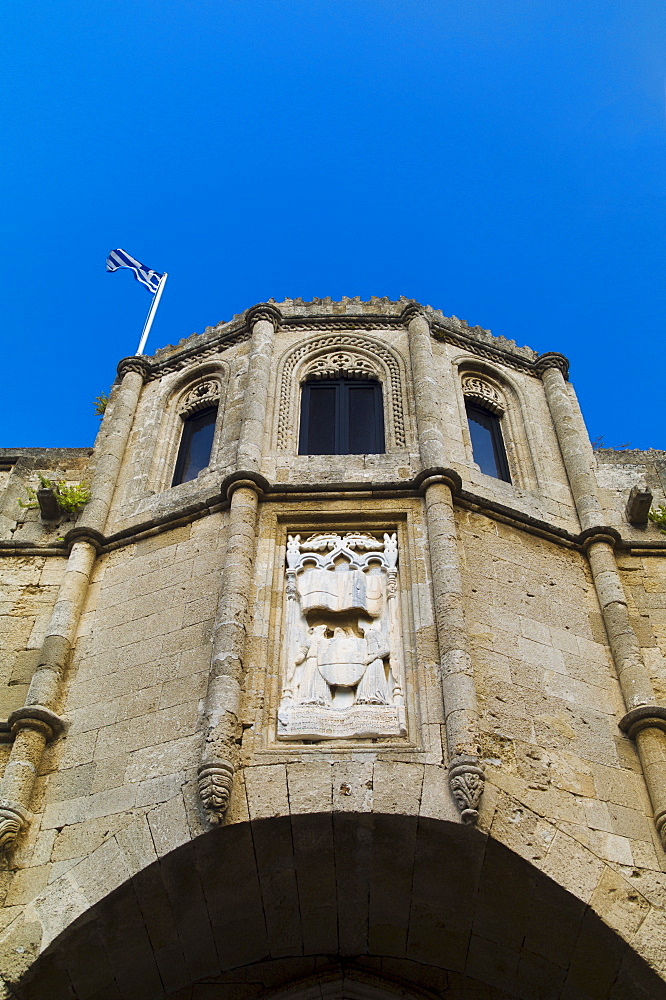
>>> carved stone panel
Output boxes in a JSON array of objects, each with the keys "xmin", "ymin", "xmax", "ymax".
[{"xmin": 278, "ymin": 532, "xmax": 407, "ymax": 740}]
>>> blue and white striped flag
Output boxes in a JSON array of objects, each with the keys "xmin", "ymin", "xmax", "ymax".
[{"xmin": 106, "ymin": 249, "xmax": 164, "ymax": 294}]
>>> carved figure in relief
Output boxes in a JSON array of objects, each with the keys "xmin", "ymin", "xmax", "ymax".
[
  {"xmin": 294, "ymin": 624, "xmax": 332, "ymax": 706},
  {"xmin": 278, "ymin": 531, "xmax": 406, "ymax": 740},
  {"xmin": 356, "ymin": 621, "xmax": 391, "ymax": 705}
]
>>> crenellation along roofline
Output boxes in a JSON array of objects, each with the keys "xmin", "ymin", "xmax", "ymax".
[{"xmin": 135, "ymin": 297, "xmax": 548, "ymax": 382}]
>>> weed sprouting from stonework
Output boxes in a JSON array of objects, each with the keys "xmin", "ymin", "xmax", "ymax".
[
  {"xmin": 649, "ymin": 505, "xmax": 666, "ymax": 535},
  {"xmin": 18, "ymin": 475, "xmax": 91, "ymax": 515}
]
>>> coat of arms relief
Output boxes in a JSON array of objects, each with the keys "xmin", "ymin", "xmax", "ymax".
[{"xmin": 278, "ymin": 531, "xmax": 407, "ymax": 740}]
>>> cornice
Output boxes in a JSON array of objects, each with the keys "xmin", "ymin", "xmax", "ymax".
[{"xmin": 2, "ymin": 479, "xmax": 666, "ymax": 560}]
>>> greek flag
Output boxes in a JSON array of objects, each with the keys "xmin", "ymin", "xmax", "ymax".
[{"xmin": 106, "ymin": 249, "xmax": 164, "ymax": 294}]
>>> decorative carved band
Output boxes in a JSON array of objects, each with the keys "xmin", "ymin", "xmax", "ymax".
[
  {"xmin": 302, "ymin": 351, "xmax": 380, "ymax": 382},
  {"xmin": 533, "ymin": 352, "xmax": 570, "ymax": 380},
  {"xmin": 448, "ymin": 756, "xmax": 485, "ymax": 824},
  {"xmin": 278, "ymin": 336, "xmax": 407, "ymax": 449},
  {"xmin": 116, "ymin": 356, "xmax": 152, "ymax": 381},
  {"xmin": 179, "ymin": 379, "xmax": 220, "ymax": 417},
  {"xmin": 197, "ymin": 761, "xmax": 234, "ymax": 822},
  {"xmin": 461, "ymin": 375, "xmax": 504, "ymax": 415}
]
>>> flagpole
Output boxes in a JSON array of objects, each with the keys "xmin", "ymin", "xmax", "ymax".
[{"xmin": 136, "ymin": 272, "xmax": 168, "ymax": 356}]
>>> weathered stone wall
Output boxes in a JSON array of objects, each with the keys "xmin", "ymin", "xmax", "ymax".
[{"xmin": 1, "ymin": 301, "xmax": 666, "ymax": 998}]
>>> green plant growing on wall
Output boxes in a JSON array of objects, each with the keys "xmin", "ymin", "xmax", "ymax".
[
  {"xmin": 18, "ymin": 475, "xmax": 92, "ymax": 515},
  {"xmin": 93, "ymin": 392, "xmax": 109, "ymax": 416},
  {"xmin": 649, "ymin": 505, "xmax": 666, "ymax": 535}
]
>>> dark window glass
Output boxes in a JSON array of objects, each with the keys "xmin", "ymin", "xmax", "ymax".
[
  {"xmin": 299, "ymin": 378, "xmax": 385, "ymax": 455},
  {"xmin": 466, "ymin": 402, "xmax": 511, "ymax": 482},
  {"xmin": 172, "ymin": 406, "xmax": 217, "ymax": 486}
]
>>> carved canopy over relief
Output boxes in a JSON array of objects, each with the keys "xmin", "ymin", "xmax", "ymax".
[{"xmin": 278, "ymin": 532, "xmax": 407, "ymax": 740}]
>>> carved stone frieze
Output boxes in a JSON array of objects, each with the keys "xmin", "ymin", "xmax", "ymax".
[
  {"xmin": 461, "ymin": 374, "xmax": 504, "ymax": 415},
  {"xmin": 278, "ymin": 531, "xmax": 406, "ymax": 741}
]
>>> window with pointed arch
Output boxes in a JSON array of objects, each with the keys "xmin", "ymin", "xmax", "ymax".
[{"xmin": 299, "ymin": 377, "xmax": 385, "ymax": 455}]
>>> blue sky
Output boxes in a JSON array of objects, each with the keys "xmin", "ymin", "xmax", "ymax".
[{"xmin": 2, "ymin": 1, "xmax": 665, "ymax": 449}]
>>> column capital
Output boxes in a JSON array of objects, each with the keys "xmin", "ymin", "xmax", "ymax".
[
  {"xmin": 245, "ymin": 303, "xmax": 283, "ymax": 329},
  {"xmin": 116, "ymin": 355, "xmax": 152, "ymax": 382},
  {"xmin": 221, "ymin": 470, "xmax": 271, "ymax": 500},
  {"xmin": 534, "ymin": 352, "xmax": 570, "ymax": 379},
  {"xmin": 619, "ymin": 705, "xmax": 666, "ymax": 739},
  {"xmin": 414, "ymin": 468, "xmax": 462, "ymax": 495},
  {"xmin": 400, "ymin": 302, "xmax": 429, "ymax": 327},
  {"xmin": 63, "ymin": 526, "xmax": 106, "ymax": 554},
  {"xmin": 8, "ymin": 706, "xmax": 66, "ymax": 742},
  {"xmin": 578, "ymin": 525, "xmax": 621, "ymax": 552}
]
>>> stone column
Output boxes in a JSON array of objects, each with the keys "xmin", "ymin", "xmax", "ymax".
[
  {"xmin": 537, "ymin": 353, "xmax": 603, "ymax": 532},
  {"xmin": 537, "ymin": 353, "xmax": 666, "ymax": 847},
  {"xmin": 0, "ymin": 358, "xmax": 149, "ymax": 850},
  {"xmin": 236, "ymin": 304, "xmax": 282, "ymax": 471},
  {"xmin": 197, "ymin": 304, "xmax": 280, "ymax": 823},
  {"xmin": 402, "ymin": 304, "xmax": 484, "ymax": 823}
]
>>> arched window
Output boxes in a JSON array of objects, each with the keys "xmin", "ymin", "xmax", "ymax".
[
  {"xmin": 299, "ymin": 377, "xmax": 385, "ymax": 455},
  {"xmin": 465, "ymin": 401, "xmax": 510, "ymax": 482},
  {"xmin": 172, "ymin": 405, "xmax": 218, "ymax": 486}
]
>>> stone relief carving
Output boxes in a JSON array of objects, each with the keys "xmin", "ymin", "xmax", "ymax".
[
  {"xmin": 461, "ymin": 374, "xmax": 504, "ymax": 414},
  {"xmin": 303, "ymin": 351, "xmax": 379, "ymax": 381},
  {"xmin": 179, "ymin": 379, "xmax": 220, "ymax": 417},
  {"xmin": 278, "ymin": 531, "xmax": 407, "ymax": 740}
]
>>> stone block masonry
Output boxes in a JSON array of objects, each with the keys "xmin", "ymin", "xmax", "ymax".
[{"xmin": 0, "ymin": 300, "xmax": 665, "ymax": 999}]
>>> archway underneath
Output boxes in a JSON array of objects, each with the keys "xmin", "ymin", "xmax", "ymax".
[{"xmin": 15, "ymin": 812, "xmax": 666, "ymax": 999}]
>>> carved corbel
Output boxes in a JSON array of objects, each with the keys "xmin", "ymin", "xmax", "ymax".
[
  {"xmin": 448, "ymin": 756, "xmax": 485, "ymax": 824},
  {"xmin": 197, "ymin": 761, "xmax": 234, "ymax": 822},
  {"xmin": 0, "ymin": 800, "xmax": 30, "ymax": 851}
]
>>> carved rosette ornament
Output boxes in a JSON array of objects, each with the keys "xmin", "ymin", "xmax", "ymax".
[
  {"xmin": 461, "ymin": 375, "xmax": 504, "ymax": 415},
  {"xmin": 448, "ymin": 756, "xmax": 485, "ymax": 824},
  {"xmin": 279, "ymin": 531, "xmax": 406, "ymax": 741},
  {"xmin": 197, "ymin": 761, "xmax": 234, "ymax": 822}
]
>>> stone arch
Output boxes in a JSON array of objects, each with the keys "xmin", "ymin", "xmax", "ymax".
[
  {"xmin": 146, "ymin": 360, "xmax": 230, "ymax": 493},
  {"xmin": 13, "ymin": 813, "xmax": 665, "ymax": 999},
  {"xmin": 275, "ymin": 336, "xmax": 410, "ymax": 453},
  {"xmin": 452, "ymin": 355, "xmax": 540, "ymax": 491}
]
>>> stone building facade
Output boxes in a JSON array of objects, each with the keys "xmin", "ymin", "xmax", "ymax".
[{"xmin": 0, "ymin": 298, "xmax": 665, "ymax": 999}]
